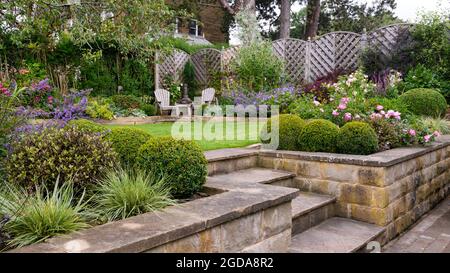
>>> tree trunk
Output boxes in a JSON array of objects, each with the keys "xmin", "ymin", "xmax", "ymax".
[
  {"xmin": 279, "ymin": 0, "xmax": 291, "ymax": 39},
  {"xmin": 304, "ymin": 0, "xmax": 321, "ymax": 40}
]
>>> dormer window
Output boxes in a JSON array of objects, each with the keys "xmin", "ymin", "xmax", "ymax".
[{"xmin": 188, "ymin": 20, "xmax": 203, "ymax": 37}]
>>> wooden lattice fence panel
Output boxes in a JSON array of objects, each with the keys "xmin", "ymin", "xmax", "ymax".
[
  {"xmin": 155, "ymin": 24, "xmax": 414, "ymax": 89},
  {"xmin": 309, "ymin": 33, "xmax": 337, "ymax": 81},
  {"xmin": 272, "ymin": 39, "xmax": 307, "ymax": 84},
  {"xmin": 334, "ymin": 32, "xmax": 362, "ymax": 72},
  {"xmin": 156, "ymin": 49, "xmax": 190, "ymax": 88},
  {"xmin": 367, "ymin": 24, "xmax": 414, "ymax": 66},
  {"xmin": 191, "ymin": 48, "xmax": 222, "ymax": 87}
]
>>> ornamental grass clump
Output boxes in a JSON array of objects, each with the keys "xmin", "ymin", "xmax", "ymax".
[
  {"xmin": 93, "ymin": 167, "xmax": 175, "ymax": 222},
  {"xmin": 0, "ymin": 180, "xmax": 91, "ymax": 248}
]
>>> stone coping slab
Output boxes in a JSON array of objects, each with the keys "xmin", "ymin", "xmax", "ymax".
[
  {"xmin": 10, "ymin": 171, "xmax": 297, "ymax": 253},
  {"xmin": 205, "ymin": 148, "xmax": 259, "ymax": 162},
  {"xmin": 259, "ymin": 135, "xmax": 450, "ymax": 167}
]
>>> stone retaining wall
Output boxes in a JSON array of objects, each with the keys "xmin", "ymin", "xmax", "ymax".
[{"xmin": 258, "ymin": 136, "xmax": 450, "ymax": 242}]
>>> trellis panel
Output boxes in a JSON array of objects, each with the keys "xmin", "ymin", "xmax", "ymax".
[
  {"xmin": 191, "ymin": 48, "xmax": 222, "ymax": 87},
  {"xmin": 155, "ymin": 23, "xmax": 414, "ymax": 89},
  {"xmin": 156, "ymin": 49, "xmax": 190, "ymax": 88}
]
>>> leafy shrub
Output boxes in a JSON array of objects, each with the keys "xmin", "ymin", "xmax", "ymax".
[
  {"xmin": 136, "ymin": 137, "xmax": 207, "ymax": 198},
  {"xmin": 67, "ymin": 119, "xmax": 109, "ymax": 134},
  {"xmin": 288, "ymin": 95, "xmax": 332, "ymax": 120},
  {"xmin": 231, "ymin": 41, "xmax": 284, "ymax": 92},
  {"xmin": 298, "ymin": 119, "xmax": 340, "ymax": 152},
  {"xmin": 410, "ymin": 11, "xmax": 450, "ymax": 82},
  {"xmin": 400, "ymin": 65, "xmax": 450, "ymax": 100},
  {"xmin": 366, "ymin": 118, "xmax": 402, "ymax": 151},
  {"xmin": 183, "ymin": 61, "xmax": 198, "ymax": 98},
  {"xmin": 106, "ymin": 127, "xmax": 152, "ymax": 166},
  {"xmin": 140, "ymin": 104, "xmax": 156, "ymax": 116},
  {"xmin": 337, "ymin": 122, "xmax": 379, "ymax": 155},
  {"xmin": 6, "ymin": 127, "xmax": 117, "ymax": 190},
  {"xmin": 86, "ymin": 98, "xmax": 114, "ymax": 120},
  {"xmin": 111, "ymin": 94, "xmax": 142, "ymax": 110},
  {"xmin": 303, "ymin": 69, "xmax": 346, "ymax": 102},
  {"xmin": 399, "ymin": 88, "xmax": 447, "ymax": 117},
  {"xmin": 262, "ymin": 114, "xmax": 306, "ymax": 151},
  {"xmin": 0, "ymin": 180, "xmax": 90, "ymax": 248},
  {"xmin": 93, "ymin": 167, "xmax": 175, "ymax": 221},
  {"xmin": 364, "ymin": 97, "xmax": 412, "ymax": 118}
]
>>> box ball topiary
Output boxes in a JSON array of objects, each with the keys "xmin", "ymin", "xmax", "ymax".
[
  {"xmin": 136, "ymin": 136, "xmax": 207, "ymax": 198},
  {"xmin": 106, "ymin": 127, "xmax": 152, "ymax": 166},
  {"xmin": 399, "ymin": 88, "xmax": 447, "ymax": 117},
  {"xmin": 261, "ymin": 114, "xmax": 306, "ymax": 150},
  {"xmin": 337, "ymin": 122, "xmax": 379, "ymax": 155},
  {"xmin": 67, "ymin": 119, "xmax": 109, "ymax": 134},
  {"xmin": 6, "ymin": 127, "xmax": 118, "ymax": 190},
  {"xmin": 298, "ymin": 119, "xmax": 339, "ymax": 152}
]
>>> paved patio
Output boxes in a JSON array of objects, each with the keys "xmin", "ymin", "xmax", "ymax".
[{"xmin": 383, "ymin": 196, "xmax": 450, "ymax": 253}]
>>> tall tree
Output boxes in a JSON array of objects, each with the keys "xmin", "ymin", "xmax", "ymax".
[
  {"xmin": 304, "ymin": 0, "xmax": 321, "ymax": 39},
  {"xmin": 279, "ymin": 0, "xmax": 291, "ymax": 38}
]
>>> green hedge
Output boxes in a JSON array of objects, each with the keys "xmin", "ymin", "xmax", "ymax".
[
  {"xmin": 136, "ymin": 137, "xmax": 207, "ymax": 198},
  {"xmin": 67, "ymin": 119, "xmax": 109, "ymax": 134},
  {"xmin": 298, "ymin": 119, "xmax": 339, "ymax": 152},
  {"xmin": 337, "ymin": 122, "xmax": 379, "ymax": 155},
  {"xmin": 106, "ymin": 128, "xmax": 153, "ymax": 166},
  {"xmin": 262, "ymin": 114, "xmax": 306, "ymax": 151},
  {"xmin": 399, "ymin": 88, "xmax": 447, "ymax": 117}
]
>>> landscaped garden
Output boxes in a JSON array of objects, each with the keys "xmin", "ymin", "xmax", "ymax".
[{"xmin": 0, "ymin": 0, "xmax": 449, "ymax": 253}]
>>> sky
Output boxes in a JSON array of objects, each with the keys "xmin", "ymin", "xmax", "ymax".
[{"xmin": 230, "ymin": 0, "xmax": 449, "ymax": 45}]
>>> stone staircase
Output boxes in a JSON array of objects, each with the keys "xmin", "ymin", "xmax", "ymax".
[{"xmin": 205, "ymin": 149, "xmax": 386, "ymax": 253}]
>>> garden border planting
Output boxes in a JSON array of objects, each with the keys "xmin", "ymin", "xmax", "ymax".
[{"xmin": 10, "ymin": 136, "xmax": 450, "ymax": 252}]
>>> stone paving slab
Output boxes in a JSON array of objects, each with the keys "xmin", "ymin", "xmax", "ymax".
[
  {"xmin": 383, "ymin": 196, "xmax": 450, "ymax": 253},
  {"xmin": 289, "ymin": 217, "xmax": 385, "ymax": 253}
]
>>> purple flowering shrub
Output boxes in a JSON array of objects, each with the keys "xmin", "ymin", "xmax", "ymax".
[
  {"xmin": 19, "ymin": 79, "xmax": 54, "ymax": 111},
  {"xmin": 222, "ymin": 86, "xmax": 299, "ymax": 113}
]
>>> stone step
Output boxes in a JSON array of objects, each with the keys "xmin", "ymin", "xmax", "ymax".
[
  {"xmin": 289, "ymin": 217, "xmax": 386, "ymax": 253},
  {"xmin": 207, "ymin": 167, "xmax": 295, "ymax": 188},
  {"xmin": 291, "ymin": 192, "xmax": 336, "ymax": 235},
  {"xmin": 205, "ymin": 148, "xmax": 259, "ymax": 176}
]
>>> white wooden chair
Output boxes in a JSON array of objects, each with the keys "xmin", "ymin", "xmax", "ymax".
[
  {"xmin": 201, "ymin": 88, "xmax": 217, "ymax": 105},
  {"xmin": 155, "ymin": 89, "xmax": 176, "ymax": 115}
]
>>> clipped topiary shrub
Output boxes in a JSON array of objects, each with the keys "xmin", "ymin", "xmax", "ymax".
[
  {"xmin": 262, "ymin": 114, "xmax": 306, "ymax": 151},
  {"xmin": 141, "ymin": 104, "xmax": 156, "ymax": 116},
  {"xmin": 399, "ymin": 88, "xmax": 447, "ymax": 117},
  {"xmin": 111, "ymin": 94, "xmax": 142, "ymax": 110},
  {"xmin": 136, "ymin": 136, "xmax": 207, "ymax": 198},
  {"xmin": 6, "ymin": 127, "xmax": 118, "ymax": 190},
  {"xmin": 298, "ymin": 119, "xmax": 339, "ymax": 152},
  {"xmin": 337, "ymin": 122, "xmax": 379, "ymax": 155},
  {"xmin": 67, "ymin": 119, "xmax": 109, "ymax": 134},
  {"xmin": 106, "ymin": 127, "xmax": 152, "ymax": 166}
]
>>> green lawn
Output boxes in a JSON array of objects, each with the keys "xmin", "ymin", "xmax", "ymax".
[{"xmin": 103, "ymin": 121, "xmax": 262, "ymax": 151}]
